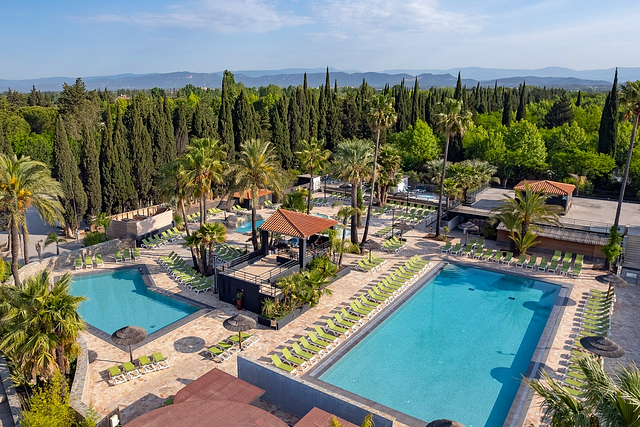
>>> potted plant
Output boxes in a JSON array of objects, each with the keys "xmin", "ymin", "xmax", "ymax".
[{"xmin": 235, "ymin": 290, "xmax": 244, "ymax": 310}]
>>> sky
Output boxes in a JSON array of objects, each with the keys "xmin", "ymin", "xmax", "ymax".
[{"xmin": 1, "ymin": 0, "xmax": 639, "ymax": 80}]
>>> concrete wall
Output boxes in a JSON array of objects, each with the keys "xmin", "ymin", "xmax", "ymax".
[
  {"xmin": 237, "ymin": 356, "xmax": 395, "ymax": 427},
  {"xmin": 69, "ymin": 335, "xmax": 91, "ymax": 420},
  {"xmin": 497, "ymin": 230, "xmax": 605, "ymax": 259},
  {"xmin": 0, "ymin": 356, "xmax": 21, "ymax": 426},
  {"xmin": 6, "ymin": 237, "xmax": 136, "ymax": 285},
  {"xmin": 106, "ymin": 207, "xmax": 173, "ymax": 239}
]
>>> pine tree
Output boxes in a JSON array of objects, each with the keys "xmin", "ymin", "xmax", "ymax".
[
  {"xmin": 516, "ymin": 81, "xmax": 526, "ymax": 122},
  {"xmin": 100, "ymin": 104, "xmax": 121, "ymax": 214},
  {"xmin": 544, "ymin": 93, "xmax": 574, "ymax": 128},
  {"xmin": 128, "ymin": 96, "xmax": 154, "ymax": 206},
  {"xmin": 27, "ymin": 85, "xmax": 39, "ymax": 106},
  {"xmin": 502, "ymin": 91, "xmax": 512, "ymax": 126},
  {"xmin": 218, "ymin": 71, "xmax": 235, "ymax": 159},
  {"xmin": 53, "ymin": 116, "xmax": 87, "ymax": 234},
  {"xmin": 0, "ymin": 122, "xmax": 11, "ymax": 155},
  {"xmin": 113, "ymin": 106, "xmax": 137, "ymax": 210},
  {"xmin": 598, "ymin": 69, "xmax": 618, "ymax": 156},
  {"xmin": 80, "ymin": 124, "xmax": 102, "ymax": 219}
]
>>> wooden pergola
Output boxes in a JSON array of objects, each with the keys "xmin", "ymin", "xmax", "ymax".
[{"xmin": 258, "ymin": 209, "xmax": 338, "ymax": 268}]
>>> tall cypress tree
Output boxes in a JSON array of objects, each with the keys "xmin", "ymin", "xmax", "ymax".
[
  {"xmin": 53, "ymin": 115, "xmax": 87, "ymax": 233},
  {"xmin": 575, "ymin": 90, "xmax": 582, "ymax": 107},
  {"xmin": 317, "ymin": 86, "xmax": 327, "ymax": 141},
  {"xmin": 516, "ymin": 81, "xmax": 526, "ymax": 122},
  {"xmin": 163, "ymin": 96, "xmax": 176, "ymax": 163},
  {"xmin": 502, "ymin": 91, "xmax": 512, "ymax": 126},
  {"xmin": 410, "ymin": 77, "xmax": 420, "ymax": 125},
  {"xmin": 324, "ymin": 93, "xmax": 342, "ymax": 151},
  {"xmin": 598, "ymin": 69, "xmax": 618, "ymax": 156},
  {"xmin": 453, "ymin": 72, "xmax": 463, "ymax": 100},
  {"xmin": 341, "ymin": 93, "xmax": 360, "ymax": 139},
  {"xmin": 288, "ymin": 90, "xmax": 302, "ymax": 153},
  {"xmin": 149, "ymin": 98, "xmax": 168, "ymax": 171},
  {"xmin": 0, "ymin": 122, "xmax": 11, "ymax": 155},
  {"xmin": 270, "ymin": 104, "xmax": 293, "ymax": 169},
  {"xmin": 191, "ymin": 101, "xmax": 214, "ymax": 139},
  {"xmin": 218, "ymin": 71, "xmax": 235, "ymax": 159},
  {"xmin": 113, "ymin": 106, "xmax": 137, "ymax": 211},
  {"xmin": 297, "ymin": 86, "xmax": 310, "ymax": 142},
  {"xmin": 129, "ymin": 96, "xmax": 154, "ymax": 206},
  {"xmin": 395, "ymin": 79, "xmax": 410, "ymax": 132},
  {"xmin": 233, "ymin": 90, "xmax": 259, "ymax": 151},
  {"xmin": 80, "ymin": 124, "xmax": 102, "ymax": 219},
  {"xmin": 173, "ymin": 102, "xmax": 190, "ymax": 155},
  {"xmin": 100, "ymin": 104, "xmax": 121, "ymax": 214}
]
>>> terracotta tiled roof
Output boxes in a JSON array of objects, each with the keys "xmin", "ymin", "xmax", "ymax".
[
  {"xmin": 232, "ymin": 189, "xmax": 272, "ymax": 199},
  {"xmin": 514, "ymin": 180, "xmax": 575, "ymax": 196},
  {"xmin": 497, "ymin": 223, "xmax": 609, "ymax": 245},
  {"xmin": 259, "ymin": 209, "xmax": 338, "ymax": 238}
]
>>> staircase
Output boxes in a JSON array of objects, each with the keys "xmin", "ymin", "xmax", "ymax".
[{"xmin": 623, "ymin": 226, "xmax": 640, "ymax": 270}]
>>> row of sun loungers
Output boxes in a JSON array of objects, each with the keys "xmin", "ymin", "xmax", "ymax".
[
  {"xmin": 272, "ymin": 256, "xmax": 433, "ymax": 375},
  {"xmin": 329, "ymin": 192, "xmax": 351, "ymax": 202},
  {"xmin": 114, "ymin": 248, "xmax": 141, "ymax": 263},
  {"xmin": 75, "ymin": 254, "xmax": 105, "ymax": 270},
  {"xmin": 108, "ymin": 352, "xmax": 170, "ymax": 385},
  {"xmin": 382, "ymin": 236, "xmax": 408, "ymax": 253},
  {"xmin": 209, "ymin": 244, "xmax": 244, "ymax": 262},
  {"xmin": 311, "ymin": 197, "xmax": 330, "ymax": 207},
  {"xmin": 354, "ymin": 254, "xmax": 388, "ymax": 273},
  {"xmin": 560, "ymin": 289, "xmax": 615, "ymax": 398},
  {"xmin": 206, "ymin": 332, "xmax": 259, "ymax": 362},
  {"xmin": 159, "ymin": 252, "xmax": 214, "ymax": 294},
  {"xmin": 141, "ymin": 228, "xmax": 184, "ymax": 249}
]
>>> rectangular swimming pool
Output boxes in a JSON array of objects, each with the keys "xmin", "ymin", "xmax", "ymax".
[
  {"xmin": 70, "ymin": 269, "xmax": 199, "ymax": 336},
  {"xmin": 318, "ymin": 264, "xmax": 560, "ymax": 427}
]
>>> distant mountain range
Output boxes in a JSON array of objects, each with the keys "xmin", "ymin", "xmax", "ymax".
[{"xmin": 3, "ymin": 67, "xmax": 639, "ymax": 92}]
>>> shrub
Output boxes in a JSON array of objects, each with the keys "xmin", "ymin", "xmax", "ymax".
[{"xmin": 82, "ymin": 232, "xmax": 107, "ymax": 247}]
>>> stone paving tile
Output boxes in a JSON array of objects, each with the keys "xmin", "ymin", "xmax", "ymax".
[{"xmin": 55, "ymin": 205, "xmax": 638, "ymax": 426}]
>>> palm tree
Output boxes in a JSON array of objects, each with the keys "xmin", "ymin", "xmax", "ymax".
[
  {"xmin": 44, "ymin": 232, "xmax": 67, "ymax": 256},
  {"xmin": 440, "ymin": 178, "xmax": 462, "ymax": 214},
  {"xmin": 376, "ymin": 145, "xmax": 402, "ymax": 206},
  {"xmin": 493, "ymin": 184, "xmax": 563, "ymax": 255},
  {"xmin": 333, "ymin": 202, "xmax": 361, "ymax": 266},
  {"xmin": 569, "ymin": 173, "xmax": 588, "ymax": 197},
  {"xmin": 228, "ymin": 139, "xmax": 285, "ymax": 250},
  {"xmin": 614, "ymin": 81, "xmax": 640, "ymax": 230},
  {"xmin": 434, "ymin": 99, "xmax": 472, "ymax": 237},
  {"xmin": 295, "ymin": 138, "xmax": 331, "ymax": 214},
  {"xmin": 179, "ymin": 138, "xmax": 226, "ymax": 227},
  {"xmin": 0, "ymin": 271, "xmax": 85, "ymax": 381},
  {"xmin": 332, "ymin": 139, "xmax": 374, "ymax": 244},
  {"xmin": 362, "ymin": 94, "xmax": 397, "ymax": 244},
  {"xmin": 0, "ymin": 155, "xmax": 65, "ymax": 286},
  {"xmin": 183, "ymin": 222, "xmax": 226, "ymax": 275}
]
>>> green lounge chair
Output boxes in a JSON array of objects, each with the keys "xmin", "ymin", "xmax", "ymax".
[
  {"xmin": 551, "ymin": 250, "xmax": 562, "ymax": 262},
  {"xmin": 108, "ymin": 366, "xmax": 127, "ymax": 384},
  {"xmin": 515, "ymin": 254, "xmax": 527, "ymax": 267},
  {"xmin": 300, "ymin": 336, "xmax": 326, "ymax": 357},
  {"xmin": 151, "ymin": 352, "xmax": 170, "ymax": 369},
  {"xmin": 137, "ymin": 355, "xmax": 157, "ymax": 373},
  {"xmin": 271, "ymin": 355, "xmax": 298, "ymax": 376},
  {"xmin": 282, "ymin": 348, "xmax": 309, "ymax": 370},
  {"xmin": 547, "ymin": 260, "xmax": 559, "ymax": 273},
  {"xmin": 473, "ymin": 248, "xmax": 484, "ymax": 259},
  {"xmin": 292, "ymin": 343, "xmax": 317, "ymax": 364},
  {"xmin": 476, "ymin": 238, "xmax": 485, "ymax": 247},
  {"xmin": 560, "ymin": 263, "xmax": 571, "ymax": 276},
  {"xmin": 162, "ymin": 231, "xmax": 176, "ymax": 242},
  {"xmin": 115, "ymin": 249, "xmax": 123, "ymax": 263},
  {"xmin": 206, "ymin": 345, "xmax": 232, "ymax": 362},
  {"xmin": 537, "ymin": 258, "xmax": 549, "ymax": 271},
  {"xmin": 572, "ymin": 264, "xmax": 582, "ymax": 277},
  {"xmin": 526, "ymin": 256, "xmax": 538, "ymax": 269},
  {"xmin": 123, "ymin": 249, "xmax": 131, "ymax": 261},
  {"xmin": 562, "ymin": 252, "xmax": 573, "ymax": 264},
  {"xmin": 575, "ymin": 254, "xmax": 584, "ymax": 265},
  {"xmin": 450, "ymin": 244, "xmax": 462, "ymax": 255},
  {"xmin": 85, "ymin": 256, "xmax": 93, "ymax": 269},
  {"xmin": 461, "ymin": 244, "xmax": 473, "ymax": 257},
  {"xmin": 492, "ymin": 251, "xmax": 504, "ymax": 263},
  {"xmin": 95, "ymin": 254, "xmax": 104, "ymax": 268},
  {"xmin": 356, "ymin": 259, "xmax": 376, "ymax": 273},
  {"xmin": 315, "ymin": 326, "xmax": 341, "ymax": 344},
  {"xmin": 483, "ymin": 250, "xmax": 497, "ymax": 261},
  {"xmin": 350, "ymin": 301, "xmax": 374, "ymax": 319},
  {"xmin": 308, "ymin": 332, "xmax": 335, "ymax": 351},
  {"xmin": 75, "ymin": 257, "xmax": 83, "ymax": 270},
  {"xmin": 468, "ymin": 237, "xmax": 477, "ymax": 247},
  {"xmin": 502, "ymin": 252, "xmax": 514, "ymax": 264},
  {"xmin": 335, "ymin": 314, "xmax": 359, "ymax": 331},
  {"xmin": 122, "ymin": 361, "xmax": 141, "ymax": 379},
  {"xmin": 133, "ymin": 247, "xmax": 141, "ymax": 260},
  {"xmin": 441, "ymin": 242, "xmax": 452, "ymax": 253}
]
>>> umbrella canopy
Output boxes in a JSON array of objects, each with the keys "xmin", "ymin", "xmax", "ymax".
[
  {"xmin": 458, "ymin": 221, "xmax": 480, "ymax": 232},
  {"xmin": 595, "ymin": 272, "xmax": 628, "ymax": 298},
  {"xmin": 338, "ymin": 183, "xmax": 352, "ymax": 189},
  {"xmin": 427, "ymin": 420, "xmax": 466, "ymax": 427},
  {"xmin": 223, "ymin": 314, "xmax": 256, "ymax": 351},
  {"xmin": 111, "ymin": 326, "xmax": 148, "ymax": 363},
  {"xmin": 579, "ymin": 336, "xmax": 625, "ymax": 358},
  {"xmin": 395, "ymin": 222, "xmax": 412, "ymax": 240},
  {"xmin": 360, "ymin": 239, "xmax": 382, "ymax": 261}
]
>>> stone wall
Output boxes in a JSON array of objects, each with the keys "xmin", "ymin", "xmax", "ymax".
[
  {"xmin": 6, "ymin": 237, "xmax": 136, "ymax": 285},
  {"xmin": 0, "ymin": 355, "xmax": 21, "ymax": 426},
  {"xmin": 69, "ymin": 335, "xmax": 91, "ymax": 419}
]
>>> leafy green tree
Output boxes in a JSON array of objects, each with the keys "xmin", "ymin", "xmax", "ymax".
[
  {"xmin": 128, "ymin": 96, "xmax": 154, "ymax": 206},
  {"xmin": 544, "ymin": 93, "xmax": 574, "ymax": 128},
  {"xmin": 499, "ymin": 120, "xmax": 548, "ymax": 185},
  {"xmin": 228, "ymin": 139, "xmax": 285, "ymax": 250},
  {"xmin": 80, "ymin": 125, "xmax": 101, "ymax": 219},
  {"xmin": 52, "ymin": 116, "xmax": 87, "ymax": 237},
  {"xmin": 598, "ymin": 69, "xmax": 618, "ymax": 156},
  {"xmin": 296, "ymin": 138, "xmax": 331, "ymax": 214},
  {"xmin": 183, "ymin": 222, "xmax": 226, "ymax": 275},
  {"xmin": 0, "ymin": 271, "xmax": 85, "ymax": 380},
  {"xmin": 332, "ymin": 139, "xmax": 374, "ymax": 244},
  {"xmin": 0, "ymin": 122, "xmax": 11, "ymax": 155},
  {"xmin": 362, "ymin": 94, "xmax": 396, "ymax": 244},
  {"xmin": 601, "ymin": 225, "xmax": 623, "ymax": 271},
  {"xmin": 434, "ymin": 99, "xmax": 472, "ymax": 237},
  {"xmin": 281, "ymin": 189, "xmax": 308, "ymax": 213},
  {"xmin": 389, "ymin": 119, "xmax": 440, "ymax": 170}
]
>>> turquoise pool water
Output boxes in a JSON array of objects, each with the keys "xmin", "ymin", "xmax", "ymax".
[
  {"xmin": 319, "ymin": 264, "xmax": 560, "ymax": 426},
  {"xmin": 236, "ymin": 219, "xmax": 265, "ymax": 233},
  {"xmin": 70, "ymin": 269, "xmax": 199, "ymax": 335}
]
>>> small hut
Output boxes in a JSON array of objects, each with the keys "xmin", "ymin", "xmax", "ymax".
[{"xmin": 514, "ymin": 180, "xmax": 575, "ymax": 213}]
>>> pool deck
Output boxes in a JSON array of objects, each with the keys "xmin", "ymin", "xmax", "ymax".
[{"xmin": 56, "ymin": 203, "xmax": 637, "ymax": 427}]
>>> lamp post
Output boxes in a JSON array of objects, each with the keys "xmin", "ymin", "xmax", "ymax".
[
  {"xmin": 406, "ymin": 188, "xmax": 410, "ymax": 213},
  {"xmin": 324, "ymin": 175, "xmax": 328, "ymax": 202},
  {"xmin": 391, "ymin": 207, "xmax": 396, "ymax": 236}
]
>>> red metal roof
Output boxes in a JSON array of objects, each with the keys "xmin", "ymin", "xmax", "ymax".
[
  {"xmin": 259, "ymin": 209, "xmax": 338, "ymax": 238},
  {"xmin": 174, "ymin": 368, "xmax": 264, "ymax": 405},
  {"xmin": 514, "ymin": 180, "xmax": 575, "ymax": 196},
  {"xmin": 295, "ymin": 407, "xmax": 359, "ymax": 427}
]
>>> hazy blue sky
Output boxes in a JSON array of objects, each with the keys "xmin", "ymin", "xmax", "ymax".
[{"xmin": 1, "ymin": 0, "xmax": 639, "ymax": 79}]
